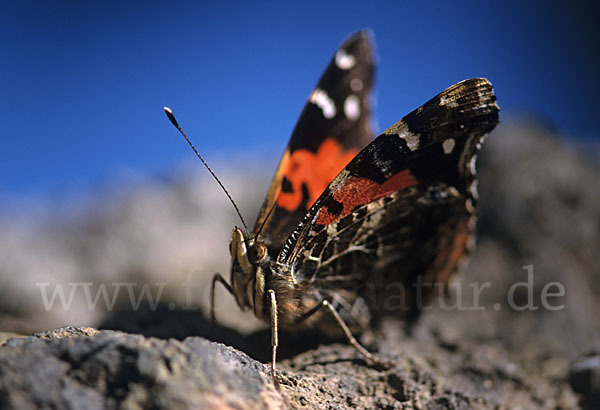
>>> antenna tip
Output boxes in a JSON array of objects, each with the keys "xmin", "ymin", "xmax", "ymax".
[{"xmin": 163, "ymin": 106, "xmax": 179, "ymax": 127}]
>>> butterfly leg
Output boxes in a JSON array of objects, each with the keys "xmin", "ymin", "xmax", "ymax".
[
  {"xmin": 295, "ymin": 297, "xmax": 390, "ymax": 368},
  {"xmin": 210, "ymin": 273, "xmax": 233, "ymax": 326},
  {"xmin": 330, "ymin": 292, "xmax": 370, "ymax": 329},
  {"xmin": 321, "ymin": 300, "xmax": 386, "ymax": 366},
  {"xmin": 267, "ymin": 289, "xmax": 281, "ymax": 389}
]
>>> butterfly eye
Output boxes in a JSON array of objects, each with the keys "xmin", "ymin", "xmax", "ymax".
[{"xmin": 248, "ymin": 243, "xmax": 267, "ymax": 264}]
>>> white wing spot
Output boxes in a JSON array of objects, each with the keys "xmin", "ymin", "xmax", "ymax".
[
  {"xmin": 350, "ymin": 78, "xmax": 363, "ymax": 91},
  {"xmin": 442, "ymin": 138, "xmax": 456, "ymax": 154},
  {"xmin": 344, "ymin": 95, "xmax": 360, "ymax": 121},
  {"xmin": 448, "ymin": 186, "xmax": 460, "ymax": 197},
  {"xmin": 469, "ymin": 154, "xmax": 478, "ymax": 175},
  {"xmin": 385, "ymin": 121, "xmax": 420, "ymax": 151},
  {"xmin": 310, "ymin": 88, "xmax": 336, "ymax": 119},
  {"xmin": 400, "ymin": 131, "xmax": 419, "ymax": 151},
  {"xmin": 335, "ymin": 49, "xmax": 356, "ymax": 70},
  {"xmin": 468, "ymin": 215, "xmax": 477, "ymax": 232},
  {"xmin": 469, "ymin": 180, "xmax": 479, "ymax": 200},
  {"xmin": 440, "ymin": 94, "xmax": 458, "ymax": 108},
  {"xmin": 465, "ymin": 198, "xmax": 475, "ymax": 213}
]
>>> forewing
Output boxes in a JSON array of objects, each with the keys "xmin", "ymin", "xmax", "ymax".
[
  {"xmin": 253, "ymin": 31, "xmax": 376, "ymax": 249},
  {"xmin": 278, "ymin": 78, "xmax": 499, "ymax": 303}
]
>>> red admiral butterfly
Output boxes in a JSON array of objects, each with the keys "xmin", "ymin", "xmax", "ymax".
[{"xmin": 165, "ymin": 30, "xmax": 499, "ymax": 386}]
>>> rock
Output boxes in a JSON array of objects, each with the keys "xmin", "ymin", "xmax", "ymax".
[
  {"xmin": 0, "ymin": 332, "xmax": 24, "ymax": 345},
  {"xmin": 570, "ymin": 344, "xmax": 600, "ymax": 410},
  {"xmin": 0, "ymin": 327, "xmax": 282, "ymax": 409},
  {"xmin": 0, "ymin": 323, "xmax": 579, "ymax": 409}
]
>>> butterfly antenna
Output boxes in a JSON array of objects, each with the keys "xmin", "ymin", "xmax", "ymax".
[
  {"xmin": 253, "ymin": 200, "xmax": 277, "ymax": 240},
  {"xmin": 164, "ymin": 107, "xmax": 249, "ymax": 232}
]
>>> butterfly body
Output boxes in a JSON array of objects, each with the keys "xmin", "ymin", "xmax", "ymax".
[{"xmin": 229, "ymin": 226, "xmax": 319, "ymax": 327}]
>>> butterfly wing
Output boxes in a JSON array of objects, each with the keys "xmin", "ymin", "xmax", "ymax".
[
  {"xmin": 278, "ymin": 78, "xmax": 499, "ymax": 319},
  {"xmin": 253, "ymin": 31, "xmax": 376, "ymax": 249}
]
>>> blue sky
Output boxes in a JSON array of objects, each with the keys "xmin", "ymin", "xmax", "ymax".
[{"xmin": 1, "ymin": 1, "xmax": 598, "ymax": 196}]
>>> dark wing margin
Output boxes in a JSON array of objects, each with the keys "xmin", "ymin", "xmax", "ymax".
[
  {"xmin": 252, "ymin": 30, "xmax": 376, "ymax": 249},
  {"xmin": 279, "ymin": 78, "xmax": 499, "ymax": 279}
]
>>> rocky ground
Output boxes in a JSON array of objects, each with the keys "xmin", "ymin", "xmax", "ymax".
[{"xmin": 0, "ymin": 119, "xmax": 599, "ymax": 408}]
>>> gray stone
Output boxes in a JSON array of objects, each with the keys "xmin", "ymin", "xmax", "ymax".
[
  {"xmin": 0, "ymin": 327, "xmax": 282, "ymax": 409},
  {"xmin": 570, "ymin": 344, "xmax": 600, "ymax": 409},
  {"xmin": 0, "ymin": 324, "xmax": 579, "ymax": 409}
]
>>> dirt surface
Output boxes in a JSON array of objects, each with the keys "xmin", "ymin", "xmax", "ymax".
[{"xmin": 0, "ymin": 323, "xmax": 577, "ymax": 409}]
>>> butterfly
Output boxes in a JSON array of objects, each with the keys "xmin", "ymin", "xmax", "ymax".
[{"xmin": 166, "ymin": 30, "xmax": 499, "ymax": 386}]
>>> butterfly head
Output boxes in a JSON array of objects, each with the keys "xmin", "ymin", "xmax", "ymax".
[{"xmin": 229, "ymin": 227, "xmax": 269, "ymax": 316}]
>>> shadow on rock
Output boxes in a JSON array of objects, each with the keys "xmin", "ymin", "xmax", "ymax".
[{"xmin": 98, "ymin": 302, "xmax": 344, "ymax": 363}]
